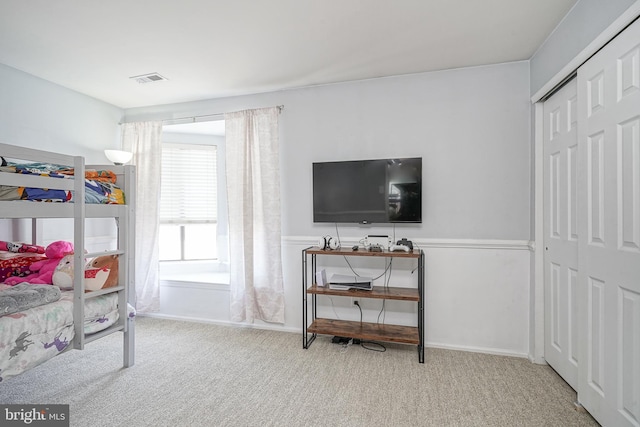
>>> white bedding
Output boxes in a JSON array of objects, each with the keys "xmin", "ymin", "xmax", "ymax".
[{"xmin": 0, "ymin": 291, "xmax": 120, "ymax": 382}]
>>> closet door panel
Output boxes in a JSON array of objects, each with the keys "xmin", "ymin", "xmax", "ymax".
[
  {"xmin": 543, "ymin": 78, "xmax": 579, "ymax": 390},
  {"xmin": 618, "ymin": 117, "xmax": 640, "ymax": 252},
  {"xmin": 577, "ymin": 16, "xmax": 640, "ymax": 427}
]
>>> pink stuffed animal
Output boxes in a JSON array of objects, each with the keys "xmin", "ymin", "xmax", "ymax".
[{"xmin": 3, "ymin": 241, "xmax": 74, "ymax": 285}]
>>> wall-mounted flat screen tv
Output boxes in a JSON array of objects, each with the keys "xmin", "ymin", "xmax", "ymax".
[{"xmin": 313, "ymin": 157, "xmax": 422, "ymax": 224}]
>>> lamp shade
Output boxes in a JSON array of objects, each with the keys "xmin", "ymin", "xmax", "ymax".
[{"xmin": 104, "ymin": 150, "xmax": 133, "ymax": 165}]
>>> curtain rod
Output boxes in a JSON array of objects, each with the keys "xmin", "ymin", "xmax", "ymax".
[
  {"xmin": 165, "ymin": 105, "xmax": 284, "ymax": 123},
  {"xmin": 120, "ymin": 105, "xmax": 284, "ymax": 126}
]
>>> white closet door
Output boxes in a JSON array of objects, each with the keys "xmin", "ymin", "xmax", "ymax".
[
  {"xmin": 543, "ymin": 78, "xmax": 579, "ymax": 390},
  {"xmin": 577, "ymin": 17, "xmax": 640, "ymax": 427}
]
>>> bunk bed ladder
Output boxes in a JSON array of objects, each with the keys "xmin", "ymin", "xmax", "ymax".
[{"xmin": 77, "ymin": 164, "xmax": 136, "ymax": 368}]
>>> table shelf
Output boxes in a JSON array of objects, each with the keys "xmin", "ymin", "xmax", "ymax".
[
  {"xmin": 302, "ymin": 246, "xmax": 425, "ymax": 363},
  {"xmin": 307, "ymin": 284, "xmax": 419, "ymax": 301},
  {"xmin": 308, "ymin": 318, "xmax": 419, "ymax": 345}
]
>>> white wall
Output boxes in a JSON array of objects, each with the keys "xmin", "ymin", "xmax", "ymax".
[
  {"xmin": 0, "ymin": 63, "xmax": 123, "ymax": 246},
  {"xmin": 0, "ymin": 63, "xmax": 123, "ymax": 162},
  {"xmin": 127, "ymin": 62, "xmax": 532, "ymax": 240},
  {"xmin": 285, "ymin": 64, "xmax": 531, "ymax": 241},
  {"xmin": 529, "ymin": 0, "xmax": 636, "ymax": 96},
  {"xmin": 128, "ymin": 61, "xmax": 533, "ymax": 357}
]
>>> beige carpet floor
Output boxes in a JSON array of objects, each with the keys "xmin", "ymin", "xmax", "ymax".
[{"xmin": 0, "ymin": 317, "xmax": 598, "ymax": 426}]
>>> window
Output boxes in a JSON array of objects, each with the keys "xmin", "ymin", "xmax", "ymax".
[{"xmin": 159, "ymin": 143, "xmax": 218, "ymax": 261}]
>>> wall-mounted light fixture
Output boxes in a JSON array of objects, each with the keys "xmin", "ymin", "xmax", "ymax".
[{"xmin": 104, "ymin": 150, "xmax": 133, "ymax": 165}]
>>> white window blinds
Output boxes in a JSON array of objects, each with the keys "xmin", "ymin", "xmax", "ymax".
[{"xmin": 160, "ymin": 143, "xmax": 217, "ymax": 224}]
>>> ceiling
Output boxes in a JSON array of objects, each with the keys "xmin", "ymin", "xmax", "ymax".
[{"xmin": 0, "ymin": 0, "xmax": 577, "ymax": 109}]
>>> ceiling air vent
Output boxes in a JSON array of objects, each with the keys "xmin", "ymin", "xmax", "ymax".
[{"xmin": 129, "ymin": 72, "xmax": 168, "ymax": 84}]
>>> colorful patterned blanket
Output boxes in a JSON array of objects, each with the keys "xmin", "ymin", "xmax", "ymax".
[
  {"xmin": 0, "ymin": 162, "xmax": 125, "ymax": 204},
  {"xmin": 0, "ymin": 254, "xmax": 46, "ymax": 283}
]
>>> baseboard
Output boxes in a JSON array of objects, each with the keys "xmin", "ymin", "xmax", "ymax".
[
  {"xmin": 528, "ymin": 353, "xmax": 548, "ymax": 365},
  {"xmin": 426, "ymin": 341, "xmax": 529, "ymax": 359}
]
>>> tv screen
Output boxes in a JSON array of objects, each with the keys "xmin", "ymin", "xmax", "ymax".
[{"xmin": 313, "ymin": 157, "xmax": 422, "ymax": 224}]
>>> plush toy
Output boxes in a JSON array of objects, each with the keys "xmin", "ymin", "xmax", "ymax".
[
  {"xmin": 51, "ymin": 254, "xmax": 75, "ymax": 289},
  {"xmin": 88, "ymin": 255, "xmax": 119, "ymax": 288},
  {"xmin": 0, "ymin": 240, "xmax": 45, "ymax": 254},
  {"xmin": 84, "ymin": 266, "xmax": 110, "ymax": 291},
  {"xmin": 53, "ymin": 254, "xmax": 109, "ymax": 291},
  {"xmin": 3, "ymin": 241, "xmax": 74, "ymax": 286}
]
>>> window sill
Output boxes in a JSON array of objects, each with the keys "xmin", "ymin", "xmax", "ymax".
[
  {"xmin": 160, "ymin": 260, "xmax": 229, "ymax": 286},
  {"xmin": 160, "ymin": 271, "xmax": 230, "ymax": 286}
]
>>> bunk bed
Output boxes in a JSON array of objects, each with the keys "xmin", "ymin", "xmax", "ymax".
[{"xmin": 0, "ymin": 142, "xmax": 135, "ymax": 382}]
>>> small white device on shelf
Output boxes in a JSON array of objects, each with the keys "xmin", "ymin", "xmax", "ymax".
[
  {"xmin": 315, "ymin": 269, "xmax": 327, "ymax": 287},
  {"xmin": 364, "ymin": 235, "xmax": 391, "ymax": 251}
]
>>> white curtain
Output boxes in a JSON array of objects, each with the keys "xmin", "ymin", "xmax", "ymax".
[
  {"xmin": 121, "ymin": 121, "xmax": 163, "ymax": 313},
  {"xmin": 225, "ymin": 107, "xmax": 285, "ymax": 324}
]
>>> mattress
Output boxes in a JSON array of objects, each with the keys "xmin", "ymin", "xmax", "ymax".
[{"xmin": 0, "ymin": 291, "xmax": 120, "ymax": 382}]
